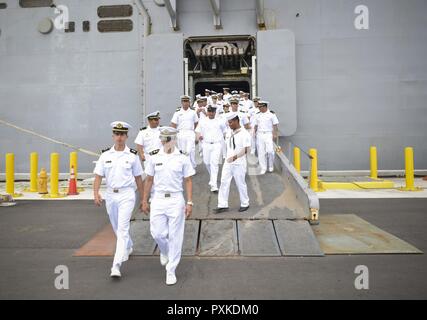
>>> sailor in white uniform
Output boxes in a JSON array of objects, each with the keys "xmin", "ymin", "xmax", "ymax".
[
  {"xmin": 240, "ymin": 92, "xmax": 255, "ymax": 113},
  {"xmin": 218, "ymin": 103, "xmax": 231, "ymax": 157},
  {"xmin": 171, "ymin": 95, "xmax": 199, "ymax": 169},
  {"xmin": 142, "ymin": 127, "xmax": 195, "ymax": 286},
  {"xmin": 249, "ymin": 97, "xmax": 261, "ymax": 155},
  {"xmin": 195, "ymin": 105, "xmax": 227, "ymax": 192},
  {"xmin": 254, "ymin": 101, "xmax": 279, "ymax": 174},
  {"xmin": 210, "ymin": 94, "xmax": 219, "ymax": 109},
  {"xmin": 223, "ymin": 87, "xmax": 231, "ymax": 104},
  {"xmin": 215, "ymin": 112, "xmax": 251, "ymax": 213},
  {"xmin": 204, "ymin": 89, "xmax": 213, "ymax": 105},
  {"xmin": 191, "ymin": 94, "xmax": 200, "ymax": 110},
  {"xmin": 229, "ymin": 97, "xmax": 251, "ymax": 130},
  {"xmin": 134, "ymin": 111, "xmax": 162, "ymax": 164},
  {"xmin": 217, "ymin": 102, "xmax": 230, "ymax": 122},
  {"xmin": 217, "ymin": 93, "xmax": 225, "ymax": 110},
  {"xmin": 196, "ymin": 96, "xmax": 208, "ymax": 120},
  {"xmin": 93, "ymin": 121, "xmax": 144, "ymax": 278}
]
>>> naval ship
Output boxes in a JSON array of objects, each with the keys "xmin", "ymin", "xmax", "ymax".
[
  {"xmin": 0, "ymin": 0, "xmax": 426, "ymax": 299},
  {"xmin": 0, "ymin": 0, "xmax": 426, "ymax": 172}
]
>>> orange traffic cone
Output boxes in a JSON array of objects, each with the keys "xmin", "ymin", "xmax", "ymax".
[{"xmin": 67, "ymin": 165, "xmax": 79, "ymax": 195}]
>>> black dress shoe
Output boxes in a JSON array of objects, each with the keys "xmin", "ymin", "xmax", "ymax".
[
  {"xmin": 214, "ymin": 207, "xmax": 229, "ymax": 214},
  {"xmin": 238, "ymin": 206, "xmax": 250, "ymax": 212}
]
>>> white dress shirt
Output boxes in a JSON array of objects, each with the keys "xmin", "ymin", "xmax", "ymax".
[
  {"xmin": 94, "ymin": 145, "xmax": 144, "ymax": 189},
  {"xmin": 145, "ymin": 148, "xmax": 195, "ymax": 193}
]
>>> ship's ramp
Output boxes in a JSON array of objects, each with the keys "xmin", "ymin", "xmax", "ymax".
[{"xmin": 130, "ymin": 149, "xmax": 323, "ymax": 257}]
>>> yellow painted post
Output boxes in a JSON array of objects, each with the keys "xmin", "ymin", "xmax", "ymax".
[
  {"xmin": 5, "ymin": 153, "xmax": 14, "ymax": 196},
  {"xmin": 5, "ymin": 153, "xmax": 22, "ymax": 197},
  {"xmin": 293, "ymin": 147, "xmax": 301, "ymax": 173},
  {"xmin": 370, "ymin": 146, "xmax": 378, "ymax": 179},
  {"xmin": 44, "ymin": 153, "xmax": 65, "ymax": 198},
  {"xmin": 309, "ymin": 148, "xmax": 320, "ymax": 192},
  {"xmin": 29, "ymin": 152, "xmax": 38, "ymax": 192},
  {"xmin": 399, "ymin": 147, "xmax": 422, "ymax": 191}
]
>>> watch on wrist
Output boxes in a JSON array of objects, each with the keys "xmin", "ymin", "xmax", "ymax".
[{"xmin": 187, "ymin": 201, "xmax": 194, "ymax": 206}]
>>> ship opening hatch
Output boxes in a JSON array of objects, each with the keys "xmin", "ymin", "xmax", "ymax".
[{"xmin": 184, "ymin": 35, "xmax": 256, "ymax": 98}]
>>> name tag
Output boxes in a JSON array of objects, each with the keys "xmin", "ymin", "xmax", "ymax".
[
  {"xmin": 155, "ymin": 163, "xmax": 163, "ymax": 166},
  {"xmin": 106, "ymin": 160, "xmax": 112, "ymax": 163}
]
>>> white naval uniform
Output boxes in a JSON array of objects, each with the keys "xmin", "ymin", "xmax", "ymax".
[
  {"xmin": 223, "ymin": 93, "xmax": 231, "ymax": 104},
  {"xmin": 218, "ymin": 128, "xmax": 251, "ymax": 208},
  {"xmin": 249, "ymin": 108, "xmax": 259, "ymax": 154},
  {"xmin": 93, "ymin": 146, "xmax": 144, "ymax": 268},
  {"xmin": 255, "ymin": 110, "xmax": 279, "ymax": 172},
  {"xmin": 240, "ymin": 99, "xmax": 254, "ymax": 112},
  {"xmin": 195, "ymin": 117, "xmax": 227, "ymax": 190},
  {"xmin": 196, "ymin": 105, "xmax": 208, "ymax": 120},
  {"xmin": 145, "ymin": 148, "xmax": 195, "ymax": 275},
  {"xmin": 207, "ymin": 96, "xmax": 213, "ymax": 105},
  {"xmin": 171, "ymin": 107, "xmax": 199, "ymax": 168},
  {"xmin": 134, "ymin": 126, "xmax": 162, "ymax": 163},
  {"xmin": 218, "ymin": 111, "xmax": 231, "ymax": 157},
  {"xmin": 238, "ymin": 110, "xmax": 250, "ymax": 128}
]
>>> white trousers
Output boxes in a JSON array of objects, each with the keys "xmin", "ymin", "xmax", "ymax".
[
  {"xmin": 105, "ymin": 188, "xmax": 135, "ymax": 267},
  {"xmin": 250, "ymin": 128, "xmax": 257, "ymax": 154},
  {"xmin": 150, "ymin": 193, "xmax": 186, "ymax": 274},
  {"xmin": 257, "ymin": 132, "xmax": 275, "ymax": 171},
  {"xmin": 202, "ymin": 142, "xmax": 222, "ymax": 189},
  {"xmin": 177, "ymin": 130, "xmax": 196, "ymax": 168},
  {"xmin": 218, "ymin": 162, "xmax": 249, "ymax": 208}
]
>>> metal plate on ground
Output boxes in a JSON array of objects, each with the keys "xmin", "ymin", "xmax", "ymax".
[
  {"xmin": 238, "ymin": 220, "xmax": 281, "ymax": 256},
  {"xmin": 182, "ymin": 220, "xmax": 199, "ymax": 256},
  {"xmin": 129, "ymin": 220, "xmax": 156, "ymax": 255},
  {"xmin": 274, "ymin": 220, "xmax": 324, "ymax": 256},
  {"xmin": 312, "ymin": 214, "xmax": 422, "ymax": 254},
  {"xmin": 152, "ymin": 220, "xmax": 200, "ymax": 256},
  {"xmin": 199, "ymin": 220, "xmax": 238, "ymax": 256}
]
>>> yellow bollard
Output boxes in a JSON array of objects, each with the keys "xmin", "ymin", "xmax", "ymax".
[
  {"xmin": 370, "ymin": 146, "xmax": 378, "ymax": 179},
  {"xmin": 43, "ymin": 153, "xmax": 66, "ymax": 198},
  {"xmin": 29, "ymin": 152, "xmax": 38, "ymax": 192},
  {"xmin": 309, "ymin": 148, "xmax": 322, "ymax": 192},
  {"xmin": 5, "ymin": 153, "xmax": 22, "ymax": 197},
  {"xmin": 399, "ymin": 147, "xmax": 422, "ymax": 191},
  {"xmin": 293, "ymin": 147, "xmax": 301, "ymax": 173},
  {"xmin": 23, "ymin": 152, "xmax": 39, "ymax": 192}
]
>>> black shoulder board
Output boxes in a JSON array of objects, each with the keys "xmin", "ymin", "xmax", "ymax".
[
  {"xmin": 140, "ymin": 126, "xmax": 147, "ymax": 131},
  {"xmin": 130, "ymin": 148, "xmax": 138, "ymax": 155},
  {"xmin": 190, "ymin": 106, "xmax": 195, "ymax": 110},
  {"xmin": 176, "ymin": 107, "xmax": 181, "ymax": 112},
  {"xmin": 270, "ymin": 110, "xmax": 275, "ymax": 114},
  {"xmin": 101, "ymin": 147, "xmax": 110, "ymax": 153},
  {"xmin": 179, "ymin": 150, "xmax": 187, "ymax": 155}
]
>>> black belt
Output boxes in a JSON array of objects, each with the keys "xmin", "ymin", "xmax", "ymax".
[{"xmin": 149, "ymin": 149, "xmax": 160, "ymax": 156}]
